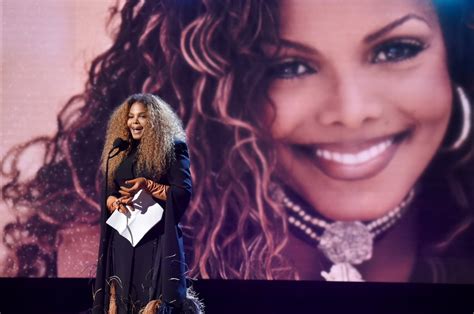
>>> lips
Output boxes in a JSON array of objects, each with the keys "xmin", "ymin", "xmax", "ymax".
[
  {"xmin": 292, "ymin": 130, "xmax": 411, "ymax": 181},
  {"xmin": 315, "ymin": 138, "xmax": 393, "ymax": 165},
  {"xmin": 130, "ymin": 126, "xmax": 144, "ymax": 137}
]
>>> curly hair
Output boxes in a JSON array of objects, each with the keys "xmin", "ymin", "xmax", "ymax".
[
  {"xmin": 101, "ymin": 93, "xmax": 186, "ymax": 186},
  {"xmin": 1, "ymin": 0, "xmax": 474, "ymax": 280}
]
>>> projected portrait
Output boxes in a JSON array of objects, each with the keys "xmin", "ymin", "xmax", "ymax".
[{"xmin": 1, "ymin": 0, "xmax": 473, "ymax": 282}]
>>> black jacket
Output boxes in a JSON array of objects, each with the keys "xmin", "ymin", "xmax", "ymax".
[{"xmin": 92, "ymin": 140, "xmax": 192, "ymax": 313}]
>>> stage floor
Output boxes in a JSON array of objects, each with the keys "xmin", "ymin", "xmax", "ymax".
[{"xmin": 0, "ymin": 278, "xmax": 473, "ymax": 313}]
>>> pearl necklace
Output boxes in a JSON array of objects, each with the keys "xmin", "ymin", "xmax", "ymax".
[{"xmin": 270, "ymin": 183, "xmax": 415, "ymax": 282}]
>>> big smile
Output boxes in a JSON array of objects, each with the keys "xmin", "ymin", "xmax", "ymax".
[
  {"xmin": 292, "ymin": 129, "xmax": 412, "ymax": 181},
  {"xmin": 130, "ymin": 126, "xmax": 144, "ymax": 135}
]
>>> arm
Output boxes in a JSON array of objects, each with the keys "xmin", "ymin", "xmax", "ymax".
[
  {"xmin": 119, "ymin": 178, "xmax": 170, "ymax": 202},
  {"xmin": 106, "ymin": 179, "xmax": 128, "ymax": 213},
  {"xmin": 115, "ymin": 142, "xmax": 190, "ymax": 219},
  {"xmin": 145, "ymin": 179, "xmax": 169, "ymax": 200},
  {"xmin": 168, "ymin": 141, "xmax": 192, "ymax": 222},
  {"xmin": 109, "ymin": 179, "xmax": 169, "ymax": 213}
]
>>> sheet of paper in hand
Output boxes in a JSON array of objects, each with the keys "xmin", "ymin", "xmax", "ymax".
[{"xmin": 106, "ymin": 189, "xmax": 164, "ymax": 247}]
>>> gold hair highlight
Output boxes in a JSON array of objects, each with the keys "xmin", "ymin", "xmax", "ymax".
[{"xmin": 101, "ymin": 94, "xmax": 186, "ymax": 186}]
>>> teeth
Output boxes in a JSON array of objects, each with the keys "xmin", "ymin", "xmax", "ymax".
[{"xmin": 315, "ymin": 139, "xmax": 393, "ymax": 165}]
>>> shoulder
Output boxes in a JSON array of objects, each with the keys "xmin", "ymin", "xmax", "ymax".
[
  {"xmin": 173, "ymin": 139, "xmax": 188, "ymax": 154},
  {"xmin": 168, "ymin": 139, "xmax": 191, "ymax": 173},
  {"xmin": 173, "ymin": 140, "xmax": 189, "ymax": 157}
]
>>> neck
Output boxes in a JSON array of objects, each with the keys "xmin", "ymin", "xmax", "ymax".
[
  {"xmin": 271, "ymin": 182, "xmax": 418, "ymax": 281},
  {"xmin": 282, "ymin": 204, "xmax": 419, "ymax": 281},
  {"xmin": 130, "ymin": 139, "xmax": 140, "ymax": 150}
]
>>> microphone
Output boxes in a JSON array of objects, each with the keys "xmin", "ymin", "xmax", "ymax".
[{"xmin": 108, "ymin": 138, "xmax": 129, "ymax": 157}]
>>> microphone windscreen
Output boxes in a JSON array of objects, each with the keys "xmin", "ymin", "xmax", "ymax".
[{"xmin": 112, "ymin": 138, "xmax": 129, "ymax": 151}]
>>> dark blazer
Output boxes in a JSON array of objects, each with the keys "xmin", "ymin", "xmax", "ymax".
[{"xmin": 92, "ymin": 140, "xmax": 192, "ymax": 313}]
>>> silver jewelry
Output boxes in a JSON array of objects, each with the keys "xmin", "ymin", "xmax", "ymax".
[
  {"xmin": 445, "ymin": 86, "xmax": 471, "ymax": 151},
  {"xmin": 270, "ymin": 183, "xmax": 414, "ymax": 282}
]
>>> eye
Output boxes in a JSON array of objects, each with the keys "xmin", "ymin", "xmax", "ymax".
[
  {"xmin": 371, "ymin": 39, "xmax": 426, "ymax": 64},
  {"xmin": 267, "ymin": 59, "xmax": 316, "ymax": 79}
]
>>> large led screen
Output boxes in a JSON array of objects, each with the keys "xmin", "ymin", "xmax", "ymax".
[{"xmin": 1, "ymin": 0, "xmax": 473, "ymax": 283}]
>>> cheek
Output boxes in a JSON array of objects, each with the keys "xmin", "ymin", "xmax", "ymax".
[
  {"xmin": 406, "ymin": 40, "xmax": 453, "ymax": 123},
  {"xmin": 374, "ymin": 40, "xmax": 452, "ymax": 127},
  {"xmin": 385, "ymin": 51, "xmax": 453, "ymax": 125},
  {"xmin": 267, "ymin": 80, "xmax": 320, "ymax": 139}
]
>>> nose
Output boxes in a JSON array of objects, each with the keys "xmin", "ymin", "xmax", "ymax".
[{"xmin": 318, "ymin": 73, "xmax": 382, "ymax": 129}]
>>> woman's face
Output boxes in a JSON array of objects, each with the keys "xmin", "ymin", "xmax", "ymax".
[
  {"xmin": 267, "ymin": 0, "xmax": 452, "ymax": 221},
  {"xmin": 127, "ymin": 102, "xmax": 148, "ymax": 140}
]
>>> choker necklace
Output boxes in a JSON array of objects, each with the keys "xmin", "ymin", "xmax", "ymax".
[{"xmin": 270, "ymin": 183, "xmax": 415, "ymax": 282}]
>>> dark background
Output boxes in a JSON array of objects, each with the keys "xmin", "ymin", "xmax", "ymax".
[{"xmin": 1, "ymin": 278, "xmax": 473, "ymax": 313}]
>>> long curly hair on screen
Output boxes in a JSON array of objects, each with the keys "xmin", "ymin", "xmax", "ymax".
[{"xmin": 1, "ymin": 0, "xmax": 473, "ymax": 279}]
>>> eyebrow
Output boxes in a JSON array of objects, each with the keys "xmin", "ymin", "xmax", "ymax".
[
  {"xmin": 277, "ymin": 39, "xmax": 321, "ymax": 56},
  {"xmin": 364, "ymin": 14, "xmax": 431, "ymax": 43},
  {"xmin": 275, "ymin": 13, "xmax": 431, "ymax": 56}
]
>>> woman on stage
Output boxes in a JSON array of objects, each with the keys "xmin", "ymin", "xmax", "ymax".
[
  {"xmin": 1, "ymin": 0, "xmax": 473, "ymax": 284},
  {"xmin": 92, "ymin": 94, "xmax": 201, "ymax": 313}
]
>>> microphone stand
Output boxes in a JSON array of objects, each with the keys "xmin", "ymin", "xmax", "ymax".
[
  {"xmin": 95, "ymin": 144, "xmax": 125, "ymax": 305},
  {"xmin": 104, "ymin": 146, "xmax": 121, "ymax": 213},
  {"xmin": 104, "ymin": 137, "xmax": 130, "ymax": 216}
]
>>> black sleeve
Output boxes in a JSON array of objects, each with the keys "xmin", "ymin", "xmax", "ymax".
[
  {"xmin": 167, "ymin": 141, "xmax": 192, "ymax": 223},
  {"xmin": 106, "ymin": 177, "xmax": 121, "ymax": 199}
]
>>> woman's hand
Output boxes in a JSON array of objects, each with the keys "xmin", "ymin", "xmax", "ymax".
[
  {"xmin": 119, "ymin": 177, "xmax": 147, "ymax": 204},
  {"xmin": 106, "ymin": 196, "xmax": 130, "ymax": 214},
  {"xmin": 119, "ymin": 177, "xmax": 170, "ymax": 202}
]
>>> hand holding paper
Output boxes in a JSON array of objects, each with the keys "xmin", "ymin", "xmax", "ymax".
[{"xmin": 106, "ymin": 189, "xmax": 164, "ymax": 247}]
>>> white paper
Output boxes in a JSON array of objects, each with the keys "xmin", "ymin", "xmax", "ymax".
[{"xmin": 106, "ymin": 189, "xmax": 164, "ymax": 247}]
